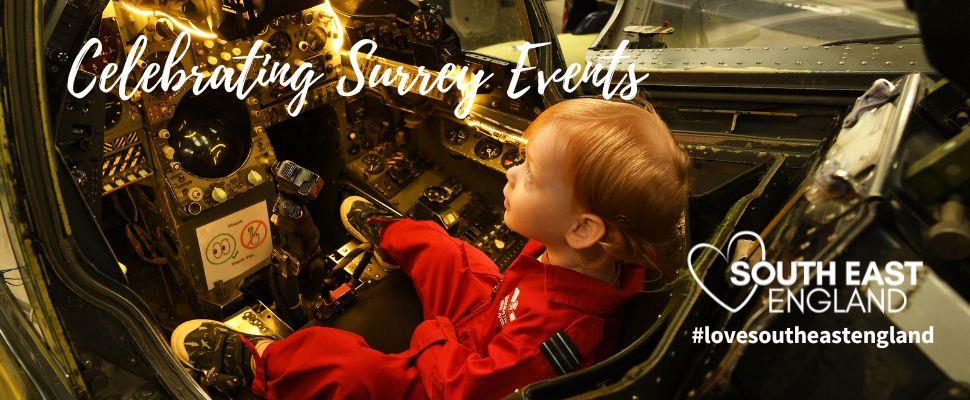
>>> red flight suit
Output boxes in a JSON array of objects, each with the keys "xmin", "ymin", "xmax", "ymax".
[{"xmin": 250, "ymin": 219, "xmax": 644, "ymax": 399}]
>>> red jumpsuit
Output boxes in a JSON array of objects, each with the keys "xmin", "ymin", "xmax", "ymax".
[{"xmin": 250, "ymin": 219, "xmax": 644, "ymax": 399}]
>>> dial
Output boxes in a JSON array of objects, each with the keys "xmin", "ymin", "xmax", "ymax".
[
  {"xmin": 501, "ymin": 149, "xmax": 524, "ymax": 169},
  {"xmin": 347, "ymin": 142, "xmax": 361, "ymax": 156},
  {"xmin": 301, "ymin": 27, "xmax": 328, "ymax": 53},
  {"xmin": 145, "ymin": 52, "xmax": 179, "ymax": 101},
  {"xmin": 474, "ymin": 138, "xmax": 503, "ymax": 160},
  {"xmin": 82, "ymin": 24, "xmax": 121, "ymax": 75},
  {"xmin": 362, "ymin": 154, "xmax": 385, "ymax": 174},
  {"xmin": 302, "ymin": 13, "xmax": 316, "ymax": 25},
  {"xmin": 387, "ymin": 154, "xmax": 415, "ymax": 183},
  {"xmin": 104, "ymin": 93, "xmax": 123, "ymax": 131},
  {"xmin": 267, "ymin": 31, "xmax": 292, "ymax": 62},
  {"xmin": 444, "ymin": 129, "xmax": 469, "ymax": 145},
  {"xmin": 411, "ymin": 9, "xmax": 444, "ymax": 43},
  {"xmin": 167, "ymin": 94, "xmax": 252, "ymax": 179}
]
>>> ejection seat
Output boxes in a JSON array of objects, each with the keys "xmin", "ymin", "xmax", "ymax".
[
  {"xmin": 519, "ymin": 153, "xmax": 780, "ymax": 399},
  {"xmin": 516, "ymin": 209, "xmax": 692, "ymax": 399}
]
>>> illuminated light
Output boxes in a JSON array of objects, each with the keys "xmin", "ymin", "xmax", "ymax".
[
  {"xmin": 117, "ymin": 2, "xmax": 218, "ymax": 39},
  {"xmin": 315, "ymin": 1, "xmax": 345, "ymax": 51}
]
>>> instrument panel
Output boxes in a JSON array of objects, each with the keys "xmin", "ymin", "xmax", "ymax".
[{"xmin": 68, "ymin": 0, "xmax": 541, "ymax": 325}]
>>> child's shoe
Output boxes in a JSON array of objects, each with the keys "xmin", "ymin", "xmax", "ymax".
[
  {"xmin": 340, "ymin": 195, "xmax": 399, "ymax": 269},
  {"xmin": 170, "ymin": 319, "xmax": 270, "ymax": 395}
]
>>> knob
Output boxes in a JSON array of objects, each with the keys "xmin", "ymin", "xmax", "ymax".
[
  {"xmin": 204, "ymin": 40, "xmax": 215, "ymax": 49},
  {"xmin": 231, "ymin": 47, "xmax": 242, "ymax": 56},
  {"xmin": 220, "ymin": 52, "xmax": 231, "ymax": 61},
  {"xmin": 493, "ymin": 239, "xmax": 506, "ymax": 250},
  {"xmin": 188, "ymin": 187, "xmax": 204, "ymax": 201},
  {"xmin": 155, "ymin": 19, "xmax": 176, "ymax": 39},
  {"xmin": 158, "ymin": 129, "xmax": 170, "ymax": 139},
  {"xmin": 162, "ymin": 145, "xmax": 175, "ymax": 160},
  {"xmin": 207, "ymin": 56, "xmax": 218, "ymax": 65},
  {"xmin": 247, "ymin": 170, "xmax": 264, "ymax": 185},
  {"xmin": 211, "ymin": 187, "xmax": 229, "ymax": 203}
]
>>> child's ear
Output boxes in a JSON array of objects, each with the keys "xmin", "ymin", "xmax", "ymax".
[{"xmin": 566, "ymin": 213, "xmax": 606, "ymax": 250}]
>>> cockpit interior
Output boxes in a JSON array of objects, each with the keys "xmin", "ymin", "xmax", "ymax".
[{"xmin": 8, "ymin": 0, "xmax": 963, "ymax": 398}]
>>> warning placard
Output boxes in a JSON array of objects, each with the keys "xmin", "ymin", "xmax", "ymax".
[{"xmin": 196, "ymin": 201, "xmax": 273, "ymax": 289}]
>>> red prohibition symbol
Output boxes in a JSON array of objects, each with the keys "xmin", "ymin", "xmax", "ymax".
[{"xmin": 240, "ymin": 220, "xmax": 268, "ymax": 249}]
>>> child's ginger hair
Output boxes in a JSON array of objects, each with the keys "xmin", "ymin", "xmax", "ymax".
[{"xmin": 524, "ymin": 98, "xmax": 690, "ymax": 275}]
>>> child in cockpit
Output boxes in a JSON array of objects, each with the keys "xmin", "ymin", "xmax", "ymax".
[{"xmin": 170, "ymin": 98, "xmax": 690, "ymax": 399}]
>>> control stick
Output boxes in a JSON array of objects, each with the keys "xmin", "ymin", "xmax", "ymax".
[{"xmin": 268, "ymin": 160, "xmax": 325, "ymax": 327}]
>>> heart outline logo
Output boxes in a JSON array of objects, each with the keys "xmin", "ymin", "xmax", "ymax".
[{"xmin": 687, "ymin": 230, "xmax": 766, "ymax": 313}]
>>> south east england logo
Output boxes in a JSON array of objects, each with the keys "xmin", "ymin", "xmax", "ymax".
[{"xmin": 688, "ymin": 231, "xmax": 922, "ymax": 314}]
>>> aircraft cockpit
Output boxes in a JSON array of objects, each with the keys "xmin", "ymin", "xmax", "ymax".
[{"xmin": 2, "ymin": 0, "xmax": 967, "ymax": 399}]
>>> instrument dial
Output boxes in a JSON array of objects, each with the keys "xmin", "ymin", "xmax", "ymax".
[
  {"xmin": 105, "ymin": 94, "xmax": 123, "ymax": 131},
  {"xmin": 302, "ymin": 27, "xmax": 328, "ymax": 53},
  {"xmin": 267, "ymin": 31, "xmax": 292, "ymax": 61},
  {"xmin": 167, "ymin": 95, "xmax": 252, "ymax": 179},
  {"xmin": 411, "ymin": 9, "xmax": 444, "ymax": 43},
  {"xmin": 362, "ymin": 154, "xmax": 385, "ymax": 174},
  {"xmin": 82, "ymin": 23, "xmax": 121, "ymax": 75},
  {"xmin": 145, "ymin": 52, "xmax": 179, "ymax": 101},
  {"xmin": 444, "ymin": 129, "xmax": 469, "ymax": 145},
  {"xmin": 501, "ymin": 149, "xmax": 524, "ymax": 169},
  {"xmin": 474, "ymin": 138, "xmax": 503, "ymax": 160}
]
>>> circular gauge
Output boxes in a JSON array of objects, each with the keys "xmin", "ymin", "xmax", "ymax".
[
  {"xmin": 411, "ymin": 9, "xmax": 444, "ymax": 43},
  {"xmin": 362, "ymin": 154, "xmax": 385, "ymax": 174},
  {"xmin": 167, "ymin": 93, "xmax": 252, "ymax": 179},
  {"xmin": 444, "ymin": 129, "xmax": 469, "ymax": 145},
  {"xmin": 387, "ymin": 157, "xmax": 414, "ymax": 182},
  {"xmin": 302, "ymin": 27, "xmax": 328, "ymax": 52},
  {"xmin": 82, "ymin": 24, "xmax": 121, "ymax": 75},
  {"xmin": 347, "ymin": 142, "xmax": 361, "ymax": 156},
  {"xmin": 104, "ymin": 93, "xmax": 123, "ymax": 131},
  {"xmin": 144, "ymin": 52, "xmax": 179, "ymax": 101},
  {"xmin": 474, "ymin": 138, "xmax": 503, "ymax": 160},
  {"xmin": 501, "ymin": 149, "xmax": 524, "ymax": 169},
  {"xmin": 267, "ymin": 31, "xmax": 292, "ymax": 62}
]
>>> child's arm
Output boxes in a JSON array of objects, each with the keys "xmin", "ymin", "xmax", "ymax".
[
  {"xmin": 378, "ymin": 219, "xmax": 502, "ymax": 320},
  {"xmin": 408, "ymin": 315, "xmax": 605, "ymax": 400}
]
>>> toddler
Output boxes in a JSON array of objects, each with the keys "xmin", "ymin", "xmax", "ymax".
[{"xmin": 170, "ymin": 98, "xmax": 690, "ymax": 399}]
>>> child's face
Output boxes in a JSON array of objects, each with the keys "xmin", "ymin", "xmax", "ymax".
[{"xmin": 503, "ymin": 127, "xmax": 578, "ymax": 246}]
